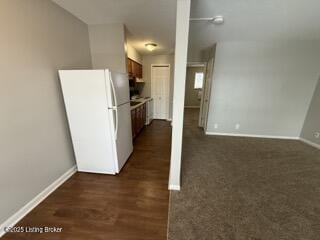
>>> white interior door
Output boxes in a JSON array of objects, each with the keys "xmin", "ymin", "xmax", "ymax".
[
  {"xmin": 201, "ymin": 58, "xmax": 214, "ymax": 131},
  {"xmin": 151, "ymin": 65, "xmax": 170, "ymax": 119}
]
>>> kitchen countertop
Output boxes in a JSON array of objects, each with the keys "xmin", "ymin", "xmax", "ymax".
[{"xmin": 130, "ymin": 97, "xmax": 153, "ymax": 110}]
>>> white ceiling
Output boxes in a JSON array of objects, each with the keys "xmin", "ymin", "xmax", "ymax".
[
  {"xmin": 52, "ymin": 0, "xmax": 177, "ymax": 55},
  {"xmin": 189, "ymin": 0, "xmax": 320, "ymax": 60},
  {"xmin": 53, "ymin": 0, "xmax": 320, "ymax": 59}
]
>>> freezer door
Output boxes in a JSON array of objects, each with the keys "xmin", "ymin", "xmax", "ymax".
[
  {"xmin": 105, "ymin": 69, "xmax": 130, "ymax": 106},
  {"xmin": 108, "ymin": 102, "xmax": 133, "ymax": 172}
]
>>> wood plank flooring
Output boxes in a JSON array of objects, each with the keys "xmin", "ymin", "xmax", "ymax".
[{"xmin": 2, "ymin": 120, "xmax": 171, "ymax": 240}]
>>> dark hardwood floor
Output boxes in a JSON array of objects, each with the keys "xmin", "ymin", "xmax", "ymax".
[{"xmin": 3, "ymin": 120, "xmax": 171, "ymax": 240}]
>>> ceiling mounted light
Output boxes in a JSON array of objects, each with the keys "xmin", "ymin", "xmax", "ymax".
[{"xmin": 145, "ymin": 43, "xmax": 157, "ymax": 51}]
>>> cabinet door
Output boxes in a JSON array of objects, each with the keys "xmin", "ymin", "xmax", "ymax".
[
  {"xmin": 141, "ymin": 105, "xmax": 144, "ymax": 128},
  {"xmin": 127, "ymin": 59, "xmax": 133, "ymax": 76},
  {"xmin": 142, "ymin": 103, "xmax": 146, "ymax": 125},
  {"xmin": 137, "ymin": 64, "xmax": 142, "ymax": 78},
  {"xmin": 138, "ymin": 105, "xmax": 143, "ymax": 131},
  {"xmin": 139, "ymin": 105, "xmax": 143, "ymax": 130},
  {"xmin": 133, "ymin": 61, "xmax": 138, "ymax": 77},
  {"xmin": 131, "ymin": 109, "xmax": 136, "ymax": 138},
  {"xmin": 140, "ymin": 64, "xmax": 143, "ymax": 78},
  {"xmin": 135, "ymin": 107, "xmax": 141, "ymax": 135},
  {"xmin": 131, "ymin": 61, "xmax": 135, "ymax": 77}
]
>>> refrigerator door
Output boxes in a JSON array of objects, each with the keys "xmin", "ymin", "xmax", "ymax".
[
  {"xmin": 108, "ymin": 102, "xmax": 133, "ymax": 172},
  {"xmin": 59, "ymin": 70, "xmax": 117, "ymax": 174},
  {"xmin": 105, "ymin": 69, "xmax": 130, "ymax": 107}
]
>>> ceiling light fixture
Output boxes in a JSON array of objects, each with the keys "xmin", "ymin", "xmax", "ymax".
[
  {"xmin": 190, "ymin": 16, "xmax": 224, "ymax": 25},
  {"xmin": 145, "ymin": 43, "xmax": 157, "ymax": 51}
]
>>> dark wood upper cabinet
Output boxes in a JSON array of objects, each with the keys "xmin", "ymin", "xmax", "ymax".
[
  {"xmin": 127, "ymin": 58, "xmax": 142, "ymax": 79},
  {"xmin": 132, "ymin": 61, "xmax": 138, "ymax": 77},
  {"xmin": 127, "ymin": 59, "xmax": 133, "ymax": 77},
  {"xmin": 137, "ymin": 64, "xmax": 142, "ymax": 78}
]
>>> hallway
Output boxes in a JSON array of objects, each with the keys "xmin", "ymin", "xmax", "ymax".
[
  {"xmin": 3, "ymin": 121, "xmax": 171, "ymax": 240},
  {"xmin": 168, "ymin": 109, "xmax": 320, "ymax": 240}
]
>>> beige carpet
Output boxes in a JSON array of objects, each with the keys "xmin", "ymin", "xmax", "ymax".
[{"xmin": 168, "ymin": 109, "xmax": 320, "ymax": 240}]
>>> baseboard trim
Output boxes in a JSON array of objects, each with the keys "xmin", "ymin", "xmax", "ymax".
[
  {"xmin": 169, "ymin": 184, "xmax": 181, "ymax": 191},
  {"xmin": 184, "ymin": 106, "xmax": 200, "ymax": 109},
  {"xmin": 0, "ymin": 165, "xmax": 77, "ymax": 237},
  {"xmin": 205, "ymin": 132, "xmax": 299, "ymax": 140},
  {"xmin": 299, "ymin": 138, "xmax": 320, "ymax": 150}
]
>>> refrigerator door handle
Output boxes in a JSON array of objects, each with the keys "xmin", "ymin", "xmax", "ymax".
[
  {"xmin": 115, "ymin": 107, "xmax": 118, "ymax": 140},
  {"xmin": 108, "ymin": 106, "xmax": 119, "ymax": 140},
  {"xmin": 108, "ymin": 73, "xmax": 119, "ymax": 140},
  {"xmin": 109, "ymin": 71, "xmax": 118, "ymax": 107}
]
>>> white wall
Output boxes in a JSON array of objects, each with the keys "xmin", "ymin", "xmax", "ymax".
[
  {"xmin": 141, "ymin": 54, "xmax": 175, "ymax": 119},
  {"xmin": 207, "ymin": 41, "xmax": 320, "ymax": 138},
  {"xmin": 88, "ymin": 23, "xmax": 127, "ymax": 72},
  {"xmin": 301, "ymin": 79, "xmax": 320, "ymax": 145},
  {"xmin": 187, "ymin": 41, "xmax": 213, "ymax": 63},
  {"xmin": 0, "ymin": 0, "xmax": 92, "ymax": 225},
  {"xmin": 127, "ymin": 44, "xmax": 142, "ymax": 64}
]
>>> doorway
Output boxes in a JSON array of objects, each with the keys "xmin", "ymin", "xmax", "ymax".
[
  {"xmin": 151, "ymin": 64, "xmax": 170, "ymax": 120},
  {"xmin": 184, "ymin": 64, "xmax": 205, "ymax": 128}
]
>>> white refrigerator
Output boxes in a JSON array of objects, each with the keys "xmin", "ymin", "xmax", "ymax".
[{"xmin": 59, "ymin": 69, "xmax": 133, "ymax": 174}]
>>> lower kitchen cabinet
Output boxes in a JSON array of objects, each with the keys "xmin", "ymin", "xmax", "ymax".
[
  {"xmin": 142, "ymin": 104, "xmax": 146, "ymax": 125},
  {"xmin": 131, "ymin": 103, "xmax": 146, "ymax": 139},
  {"xmin": 131, "ymin": 109, "xmax": 136, "ymax": 139}
]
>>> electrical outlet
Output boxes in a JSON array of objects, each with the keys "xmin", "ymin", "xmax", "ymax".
[
  {"xmin": 214, "ymin": 124, "xmax": 218, "ymax": 129},
  {"xmin": 314, "ymin": 132, "xmax": 320, "ymax": 139},
  {"xmin": 235, "ymin": 123, "xmax": 240, "ymax": 130}
]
